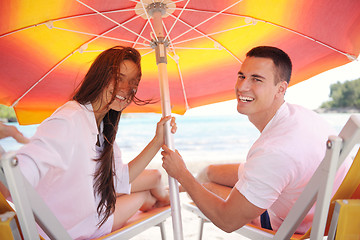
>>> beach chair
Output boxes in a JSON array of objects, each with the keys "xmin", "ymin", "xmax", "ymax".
[
  {"xmin": 327, "ymin": 199, "xmax": 360, "ymax": 239},
  {"xmin": 0, "ymin": 149, "xmax": 171, "ymax": 240},
  {"xmin": 184, "ymin": 114, "xmax": 360, "ymax": 240}
]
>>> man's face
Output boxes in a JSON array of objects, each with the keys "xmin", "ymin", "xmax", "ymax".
[{"xmin": 235, "ymin": 57, "xmax": 285, "ymax": 119}]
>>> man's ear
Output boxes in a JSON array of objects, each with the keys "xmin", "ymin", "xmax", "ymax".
[{"xmin": 277, "ymin": 81, "xmax": 288, "ymax": 96}]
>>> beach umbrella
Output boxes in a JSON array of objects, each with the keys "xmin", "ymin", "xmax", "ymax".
[
  {"xmin": 1, "ymin": 0, "xmax": 360, "ymax": 239},
  {"xmin": 1, "ymin": 0, "xmax": 360, "ymax": 125}
]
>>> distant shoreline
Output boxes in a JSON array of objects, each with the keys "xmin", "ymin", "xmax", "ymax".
[
  {"xmin": 0, "ymin": 117, "xmax": 17, "ymax": 123},
  {"xmin": 315, "ymin": 107, "xmax": 360, "ymax": 114},
  {"xmin": 1, "ymin": 107, "xmax": 359, "ymax": 123}
]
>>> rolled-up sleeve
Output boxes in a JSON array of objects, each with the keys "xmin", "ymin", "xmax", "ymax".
[{"xmin": 235, "ymin": 150, "xmax": 293, "ymax": 209}]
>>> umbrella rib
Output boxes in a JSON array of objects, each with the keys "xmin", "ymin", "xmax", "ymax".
[
  {"xmin": 139, "ymin": 0, "xmax": 158, "ymax": 42},
  {"xmin": 271, "ymin": 23, "xmax": 357, "ymax": 60},
  {"xmin": 167, "ymin": 53, "xmax": 190, "ymax": 111},
  {"xmin": 164, "ymin": 0, "xmax": 191, "ymax": 42},
  {"xmin": 12, "ymin": 22, "xmax": 138, "ymax": 107},
  {"xmin": 79, "ymin": 15, "xmax": 151, "ymax": 49},
  {"xmin": 161, "ymin": 20, "xmax": 190, "ymax": 111},
  {"xmin": 141, "ymin": 49, "xmax": 155, "ymax": 57},
  {"xmin": 172, "ymin": 7, "xmax": 357, "ymax": 60},
  {"xmin": 172, "ymin": 23, "xmax": 253, "ymax": 46},
  {"xmin": 171, "ymin": 47, "xmax": 220, "ymax": 50},
  {"xmin": 81, "ymin": 23, "xmax": 134, "ymax": 51},
  {"xmin": 171, "ymin": 0, "xmax": 243, "ymax": 43},
  {"xmin": 11, "ymin": 54, "xmax": 74, "ymax": 108},
  {"xmin": 53, "ymin": 8, "xmax": 136, "ymax": 21},
  {"xmin": 132, "ymin": 21, "xmax": 150, "ymax": 48},
  {"xmin": 0, "ymin": 25, "xmax": 37, "ymax": 39},
  {"xmin": 80, "ymin": 46, "xmax": 153, "ymax": 52},
  {"xmin": 49, "ymin": 14, "xmax": 149, "ymax": 47},
  {"xmin": 168, "ymin": 14, "xmax": 242, "ymax": 63},
  {"xmin": 133, "ymin": 47, "xmax": 153, "ymax": 50},
  {"xmin": 52, "ymin": 26, "xmax": 149, "ymax": 47},
  {"xmin": 172, "ymin": 0, "xmax": 185, "ymax": 4},
  {"xmin": 162, "ymin": 20, "xmax": 177, "ymax": 56},
  {"xmin": 75, "ymin": 0, "xmax": 151, "ymax": 43},
  {"xmin": 54, "ymin": 27, "xmax": 147, "ymax": 46},
  {"xmin": 0, "ymin": 7, "xmax": 136, "ymax": 39},
  {"xmin": 176, "ymin": 63, "xmax": 190, "ymax": 111}
]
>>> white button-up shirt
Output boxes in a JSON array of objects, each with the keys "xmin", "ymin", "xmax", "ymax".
[{"xmin": 17, "ymin": 101, "xmax": 130, "ymax": 239}]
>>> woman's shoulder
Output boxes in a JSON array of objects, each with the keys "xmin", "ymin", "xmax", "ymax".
[
  {"xmin": 37, "ymin": 101, "xmax": 97, "ymax": 138},
  {"xmin": 50, "ymin": 101, "xmax": 91, "ymax": 121}
]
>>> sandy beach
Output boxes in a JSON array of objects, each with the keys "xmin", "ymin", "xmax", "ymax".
[
  {"xmin": 129, "ymin": 192, "xmax": 250, "ymax": 240},
  {"xmin": 129, "ymin": 159, "xmax": 251, "ymax": 240}
]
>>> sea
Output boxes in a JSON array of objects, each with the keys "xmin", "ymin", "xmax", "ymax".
[{"xmin": 0, "ymin": 112, "xmax": 358, "ymax": 165}]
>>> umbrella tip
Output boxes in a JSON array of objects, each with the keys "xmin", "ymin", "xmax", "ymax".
[
  {"xmin": 44, "ymin": 21, "xmax": 54, "ymax": 29},
  {"xmin": 173, "ymin": 54, "xmax": 179, "ymax": 63},
  {"xmin": 244, "ymin": 17, "xmax": 258, "ymax": 25},
  {"xmin": 214, "ymin": 42, "xmax": 223, "ymax": 50},
  {"xmin": 78, "ymin": 44, "xmax": 88, "ymax": 54},
  {"xmin": 346, "ymin": 53, "xmax": 358, "ymax": 61}
]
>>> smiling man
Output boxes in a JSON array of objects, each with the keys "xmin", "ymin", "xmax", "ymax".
[{"xmin": 161, "ymin": 46, "xmax": 350, "ymax": 234}]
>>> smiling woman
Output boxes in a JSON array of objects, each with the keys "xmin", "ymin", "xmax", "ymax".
[
  {"xmin": 5, "ymin": 46, "xmax": 177, "ymax": 239},
  {"xmin": 91, "ymin": 60, "xmax": 141, "ymax": 119}
]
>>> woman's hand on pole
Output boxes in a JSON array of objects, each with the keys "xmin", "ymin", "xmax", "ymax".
[{"xmin": 154, "ymin": 116, "xmax": 177, "ymax": 146}]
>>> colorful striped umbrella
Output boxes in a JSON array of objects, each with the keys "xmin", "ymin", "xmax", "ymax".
[{"xmin": 1, "ymin": 0, "xmax": 359, "ymax": 125}]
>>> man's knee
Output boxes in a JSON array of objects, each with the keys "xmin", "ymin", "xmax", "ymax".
[
  {"xmin": 198, "ymin": 164, "xmax": 218, "ymax": 181},
  {"xmin": 206, "ymin": 164, "xmax": 218, "ymax": 181},
  {"xmin": 196, "ymin": 165, "xmax": 212, "ymax": 183},
  {"xmin": 202, "ymin": 163, "xmax": 239, "ymax": 187}
]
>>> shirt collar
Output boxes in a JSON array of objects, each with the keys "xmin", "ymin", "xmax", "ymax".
[
  {"xmin": 79, "ymin": 102, "xmax": 99, "ymax": 135},
  {"xmin": 262, "ymin": 102, "xmax": 288, "ymax": 133}
]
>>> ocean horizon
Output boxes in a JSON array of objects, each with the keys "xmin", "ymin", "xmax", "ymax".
[{"xmin": 0, "ymin": 112, "xmax": 357, "ymax": 165}]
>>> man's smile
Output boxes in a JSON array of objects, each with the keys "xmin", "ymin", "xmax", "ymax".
[{"xmin": 238, "ymin": 95, "xmax": 254, "ymax": 103}]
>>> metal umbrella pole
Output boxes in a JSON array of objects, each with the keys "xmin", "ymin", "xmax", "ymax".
[{"xmin": 147, "ymin": 2, "xmax": 184, "ymax": 240}]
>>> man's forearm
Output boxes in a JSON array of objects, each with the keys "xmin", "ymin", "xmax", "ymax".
[{"xmin": 178, "ymin": 169, "xmax": 235, "ymax": 231}]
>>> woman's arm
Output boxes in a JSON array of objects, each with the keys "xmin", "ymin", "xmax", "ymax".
[
  {"xmin": 0, "ymin": 122, "xmax": 30, "ymax": 144},
  {"xmin": 127, "ymin": 116, "xmax": 176, "ymax": 182}
]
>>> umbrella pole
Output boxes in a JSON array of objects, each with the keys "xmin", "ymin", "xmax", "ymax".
[
  {"xmin": 157, "ymin": 63, "xmax": 184, "ymax": 240},
  {"xmin": 151, "ymin": 7, "xmax": 184, "ymax": 240}
]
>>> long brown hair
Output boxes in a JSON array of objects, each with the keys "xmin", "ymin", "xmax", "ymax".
[{"xmin": 73, "ymin": 46, "xmax": 142, "ymax": 227}]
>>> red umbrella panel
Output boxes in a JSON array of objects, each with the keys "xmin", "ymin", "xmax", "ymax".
[{"xmin": 1, "ymin": 0, "xmax": 360, "ymax": 126}]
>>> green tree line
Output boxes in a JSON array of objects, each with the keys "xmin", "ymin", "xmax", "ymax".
[
  {"xmin": 321, "ymin": 78, "xmax": 360, "ymax": 109},
  {"xmin": 0, "ymin": 104, "xmax": 17, "ymax": 122}
]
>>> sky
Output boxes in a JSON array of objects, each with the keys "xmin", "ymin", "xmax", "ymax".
[{"xmin": 185, "ymin": 57, "xmax": 360, "ymax": 116}]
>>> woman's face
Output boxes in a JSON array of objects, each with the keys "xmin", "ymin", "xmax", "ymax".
[{"xmin": 103, "ymin": 60, "xmax": 140, "ymax": 112}]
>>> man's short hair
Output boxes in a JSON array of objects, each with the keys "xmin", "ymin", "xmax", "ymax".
[{"xmin": 246, "ymin": 46, "xmax": 292, "ymax": 84}]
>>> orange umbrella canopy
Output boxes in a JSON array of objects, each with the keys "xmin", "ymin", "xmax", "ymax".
[{"xmin": 1, "ymin": 0, "xmax": 360, "ymax": 125}]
